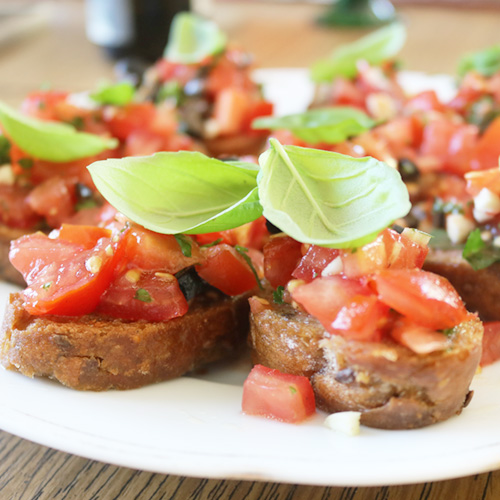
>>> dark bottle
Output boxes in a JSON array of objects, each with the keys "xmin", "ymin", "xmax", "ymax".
[{"xmin": 85, "ymin": 0, "xmax": 190, "ymax": 62}]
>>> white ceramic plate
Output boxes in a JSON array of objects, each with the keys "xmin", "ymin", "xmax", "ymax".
[{"xmin": 2, "ymin": 70, "xmax": 498, "ymax": 488}]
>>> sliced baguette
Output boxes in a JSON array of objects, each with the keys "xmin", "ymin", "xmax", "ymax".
[
  {"xmin": 1, "ymin": 290, "xmax": 249, "ymax": 391},
  {"xmin": 249, "ymin": 298, "xmax": 482, "ymax": 429}
]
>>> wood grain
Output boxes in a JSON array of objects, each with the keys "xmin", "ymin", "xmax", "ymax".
[{"xmin": 1, "ymin": 1, "xmax": 500, "ymax": 499}]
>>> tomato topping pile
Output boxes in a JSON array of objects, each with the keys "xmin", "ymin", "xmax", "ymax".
[
  {"xmin": 9, "ymin": 221, "xmax": 261, "ymax": 321},
  {"xmin": 262, "ymin": 228, "xmax": 470, "ymax": 352},
  {"xmin": 242, "ymin": 364, "xmax": 316, "ymax": 423}
]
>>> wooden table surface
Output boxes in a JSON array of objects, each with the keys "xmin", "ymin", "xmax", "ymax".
[{"xmin": 2, "ymin": 1, "xmax": 500, "ymax": 498}]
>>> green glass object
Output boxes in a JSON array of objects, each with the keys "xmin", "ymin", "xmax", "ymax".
[{"xmin": 318, "ymin": 0, "xmax": 397, "ymax": 27}]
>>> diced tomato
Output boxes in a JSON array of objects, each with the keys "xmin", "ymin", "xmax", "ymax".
[
  {"xmin": 447, "ymin": 124, "xmax": 479, "ymax": 175},
  {"xmin": 97, "ymin": 269, "xmax": 188, "ymax": 322},
  {"xmin": 26, "ymin": 177, "xmax": 77, "ymax": 228},
  {"xmin": 263, "ymin": 235, "xmax": 303, "ymax": 288},
  {"xmin": 10, "ymin": 230, "xmax": 128, "ymax": 316},
  {"xmin": 475, "ymin": 116, "xmax": 500, "ymax": 170},
  {"xmin": 123, "ymin": 226, "xmax": 203, "ymax": 274},
  {"xmin": 465, "ymin": 167, "xmax": 500, "ymax": 197},
  {"xmin": 391, "ymin": 317, "xmax": 450, "ymax": 354},
  {"xmin": 292, "ymin": 245, "xmax": 340, "ymax": 282},
  {"xmin": 205, "ymin": 54, "xmax": 254, "ymax": 96},
  {"xmin": 382, "ymin": 229, "xmax": 429, "ymax": 270},
  {"xmin": 241, "ymin": 100, "xmax": 274, "ymax": 134},
  {"xmin": 480, "ymin": 322, "xmax": 500, "ymax": 366},
  {"xmin": 419, "ymin": 118, "xmax": 458, "ymax": 167},
  {"xmin": 242, "ymin": 364, "xmax": 316, "ymax": 423},
  {"xmin": 56, "ymin": 224, "xmax": 111, "ymax": 249},
  {"xmin": 0, "ymin": 185, "xmax": 41, "ymax": 229},
  {"xmin": 372, "ymin": 269, "xmax": 469, "ymax": 330},
  {"xmin": 155, "ymin": 59, "xmax": 200, "ymax": 86},
  {"xmin": 405, "ymin": 90, "xmax": 444, "ymax": 113},
  {"xmin": 21, "ymin": 90, "xmax": 69, "ymax": 121},
  {"xmin": 292, "ymin": 276, "xmax": 371, "ymax": 326},
  {"xmin": 212, "ymin": 87, "xmax": 251, "ymax": 136},
  {"xmin": 329, "ymin": 77, "xmax": 365, "ymax": 108},
  {"xmin": 329, "ymin": 294, "xmax": 389, "ymax": 341},
  {"xmin": 196, "ymin": 243, "xmax": 258, "ymax": 295},
  {"xmin": 341, "ymin": 232, "xmax": 388, "ymax": 278},
  {"xmin": 193, "ymin": 231, "xmax": 237, "ymax": 247},
  {"xmin": 105, "ymin": 103, "xmax": 156, "ymax": 141}
]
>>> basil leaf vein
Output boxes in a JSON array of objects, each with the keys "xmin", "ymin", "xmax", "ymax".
[
  {"xmin": 257, "ymin": 139, "xmax": 410, "ymax": 248},
  {"xmin": 88, "ymin": 151, "xmax": 262, "ymax": 235}
]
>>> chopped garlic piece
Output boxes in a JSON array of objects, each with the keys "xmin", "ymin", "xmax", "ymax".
[
  {"xmin": 446, "ymin": 214, "xmax": 475, "ymax": 244},
  {"xmin": 0, "ymin": 164, "xmax": 14, "ymax": 185},
  {"xmin": 366, "ymin": 92, "xmax": 397, "ymax": 122},
  {"xmin": 125, "ymin": 269, "xmax": 141, "ymax": 283},
  {"xmin": 85, "ymin": 255, "xmax": 102, "ymax": 274},
  {"xmin": 324, "ymin": 412, "xmax": 361, "ymax": 436},
  {"xmin": 321, "ymin": 256, "xmax": 343, "ymax": 276},
  {"xmin": 204, "ymin": 118, "xmax": 220, "ymax": 139},
  {"xmin": 473, "ymin": 188, "xmax": 500, "ymax": 223}
]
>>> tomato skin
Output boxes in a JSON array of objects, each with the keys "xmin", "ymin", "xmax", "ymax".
[
  {"xmin": 97, "ymin": 270, "xmax": 188, "ymax": 322},
  {"xmin": 465, "ymin": 167, "xmax": 500, "ymax": 197},
  {"xmin": 105, "ymin": 103, "xmax": 156, "ymax": 141},
  {"xmin": 11, "ymin": 230, "xmax": 129, "ymax": 316},
  {"xmin": 475, "ymin": 116, "xmax": 500, "ymax": 170},
  {"xmin": 405, "ymin": 90, "xmax": 444, "ymax": 113},
  {"xmin": 56, "ymin": 224, "xmax": 112, "ymax": 249},
  {"xmin": 480, "ymin": 322, "xmax": 500, "ymax": 366},
  {"xmin": 263, "ymin": 236, "xmax": 303, "ymax": 288},
  {"xmin": 123, "ymin": 226, "xmax": 203, "ymax": 274},
  {"xmin": 372, "ymin": 269, "xmax": 469, "ymax": 330},
  {"xmin": 329, "ymin": 294, "xmax": 389, "ymax": 341},
  {"xmin": 196, "ymin": 243, "xmax": 258, "ymax": 296},
  {"xmin": 292, "ymin": 245, "xmax": 340, "ymax": 282},
  {"xmin": 21, "ymin": 90, "xmax": 69, "ymax": 121},
  {"xmin": 242, "ymin": 364, "xmax": 316, "ymax": 423}
]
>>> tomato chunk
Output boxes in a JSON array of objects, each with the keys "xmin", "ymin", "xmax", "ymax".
[
  {"xmin": 98, "ymin": 270, "xmax": 188, "ymax": 322},
  {"xmin": 263, "ymin": 236, "xmax": 303, "ymax": 288},
  {"xmin": 196, "ymin": 243, "xmax": 258, "ymax": 295},
  {"xmin": 242, "ymin": 364, "xmax": 316, "ymax": 423},
  {"xmin": 292, "ymin": 245, "xmax": 340, "ymax": 282},
  {"xmin": 372, "ymin": 269, "xmax": 469, "ymax": 330}
]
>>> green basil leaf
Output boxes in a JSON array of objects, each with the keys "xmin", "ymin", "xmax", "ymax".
[
  {"xmin": 458, "ymin": 45, "xmax": 500, "ymax": 78},
  {"xmin": 90, "ymin": 81, "xmax": 135, "ymax": 106},
  {"xmin": 257, "ymin": 139, "xmax": 410, "ymax": 248},
  {"xmin": 252, "ymin": 107, "xmax": 375, "ymax": 145},
  {"xmin": 0, "ymin": 135, "xmax": 11, "ymax": 164},
  {"xmin": 164, "ymin": 12, "xmax": 226, "ymax": 64},
  {"xmin": 88, "ymin": 151, "xmax": 262, "ymax": 235},
  {"xmin": 310, "ymin": 23, "xmax": 406, "ymax": 82},
  {"xmin": 463, "ymin": 228, "xmax": 500, "ymax": 270},
  {"xmin": 0, "ymin": 101, "xmax": 117, "ymax": 162},
  {"xmin": 273, "ymin": 285, "xmax": 285, "ymax": 304}
]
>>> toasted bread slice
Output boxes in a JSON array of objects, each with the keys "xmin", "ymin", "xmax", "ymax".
[
  {"xmin": 249, "ymin": 298, "xmax": 482, "ymax": 429},
  {"xmin": 424, "ymin": 248, "xmax": 500, "ymax": 321},
  {"xmin": 0, "ymin": 224, "xmax": 27, "ymax": 286},
  {"xmin": 1, "ymin": 291, "xmax": 249, "ymax": 391}
]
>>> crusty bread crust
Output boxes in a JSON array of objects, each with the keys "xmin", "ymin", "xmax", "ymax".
[
  {"xmin": 1, "ymin": 291, "xmax": 249, "ymax": 390},
  {"xmin": 249, "ymin": 300, "xmax": 483, "ymax": 429},
  {"xmin": 424, "ymin": 248, "xmax": 500, "ymax": 321},
  {"xmin": 0, "ymin": 224, "xmax": 28, "ymax": 286}
]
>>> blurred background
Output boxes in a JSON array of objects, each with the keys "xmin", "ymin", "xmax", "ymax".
[{"xmin": 0, "ymin": 0, "xmax": 499, "ymax": 103}]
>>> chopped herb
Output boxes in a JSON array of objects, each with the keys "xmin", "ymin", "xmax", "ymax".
[
  {"xmin": 442, "ymin": 328, "xmax": 454, "ymax": 337},
  {"xmin": 42, "ymin": 281, "xmax": 52, "ymax": 290},
  {"xmin": 273, "ymin": 285, "xmax": 285, "ymax": 304},
  {"xmin": 66, "ymin": 116, "xmax": 85, "ymax": 130},
  {"xmin": 75, "ymin": 198, "xmax": 99, "ymax": 211},
  {"xmin": 0, "ymin": 135, "xmax": 10, "ymax": 164},
  {"xmin": 289, "ymin": 386, "xmax": 297, "ymax": 395},
  {"xmin": 18, "ymin": 158, "xmax": 33, "ymax": 170},
  {"xmin": 134, "ymin": 288, "xmax": 152, "ymax": 303},
  {"xmin": 175, "ymin": 234, "xmax": 193, "ymax": 257},
  {"xmin": 351, "ymin": 248, "xmax": 358, "ymax": 254},
  {"xmin": 157, "ymin": 81, "xmax": 183, "ymax": 104},
  {"xmin": 463, "ymin": 228, "xmax": 500, "ymax": 270},
  {"xmin": 200, "ymin": 238, "xmax": 223, "ymax": 248},
  {"xmin": 235, "ymin": 245, "xmax": 263, "ymax": 290},
  {"xmin": 428, "ymin": 229, "xmax": 457, "ymax": 251}
]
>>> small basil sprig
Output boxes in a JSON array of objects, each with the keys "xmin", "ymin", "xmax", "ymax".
[
  {"xmin": 88, "ymin": 141, "xmax": 410, "ymax": 249},
  {"xmin": 310, "ymin": 23, "xmax": 406, "ymax": 82},
  {"xmin": 88, "ymin": 151, "xmax": 262, "ymax": 235},
  {"xmin": 164, "ymin": 12, "xmax": 226, "ymax": 64},
  {"xmin": 90, "ymin": 81, "xmax": 135, "ymax": 106},
  {"xmin": 458, "ymin": 45, "xmax": 500, "ymax": 78},
  {"xmin": 0, "ymin": 101, "xmax": 117, "ymax": 162},
  {"xmin": 258, "ymin": 139, "xmax": 410, "ymax": 248},
  {"xmin": 463, "ymin": 228, "xmax": 500, "ymax": 270},
  {"xmin": 252, "ymin": 107, "xmax": 375, "ymax": 145}
]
